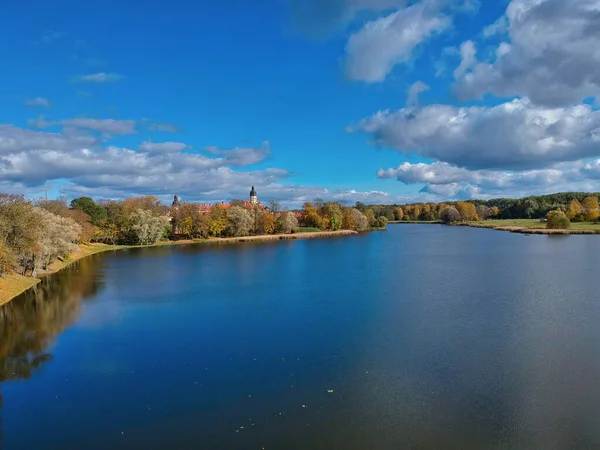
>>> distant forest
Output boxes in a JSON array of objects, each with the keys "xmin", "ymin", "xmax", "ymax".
[{"xmin": 363, "ymin": 192, "xmax": 600, "ymax": 222}]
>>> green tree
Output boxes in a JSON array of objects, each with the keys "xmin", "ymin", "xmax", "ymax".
[
  {"xmin": 546, "ymin": 210, "xmax": 571, "ymax": 229},
  {"xmin": 70, "ymin": 197, "xmax": 107, "ymax": 226}
]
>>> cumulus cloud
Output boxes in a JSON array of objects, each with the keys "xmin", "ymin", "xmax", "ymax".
[
  {"xmin": 138, "ymin": 142, "xmax": 189, "ymax": 155},
  {"xmin": 378, "ymin": 157, "xmax": 600, "ymax": 199},
  {"xmin": 345, "ymin": 1, "xmax": 450, "ymax": 82},
  {"xmin": 454, "ymin": 0, "xmax": 600, "ymax": 106},
  {"xmin": 406, "ymin": 81, "xmax": 430, "ymax": 106},
  {"xmin": 205, "ymin": 141, "xmax": 272, "ymax": 167},
  {"xmin": 350, "ymin": 98, "xmax": 600, "ymax": 171},
  {"xmin": 0, "ymin": 124, "xmax": 395, "ymax": 205},
  {"xmin": 73, "ymin": 73, "xmax": 124, "ymax": 83},
  {"xmin": 25, "ymin": 97, "xmax": 50, "ymax": 107}
]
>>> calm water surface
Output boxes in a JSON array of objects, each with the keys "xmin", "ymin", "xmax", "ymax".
[{"xmin": 2, "ymin": 225, "xmax": 600, "ymax": 449}]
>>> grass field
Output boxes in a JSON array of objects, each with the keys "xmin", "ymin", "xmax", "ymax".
[
  {"xmin": 469, "ymin": 219, "xmax": 600, "ymax": 231},
  {"xmin": 293, "ymin": 227, "xmax": 322, "ymax": 233}
]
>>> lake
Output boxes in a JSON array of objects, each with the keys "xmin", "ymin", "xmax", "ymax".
[{"xmin": 2, "ymin": 224, "xmax": 600, "ymax": 449}]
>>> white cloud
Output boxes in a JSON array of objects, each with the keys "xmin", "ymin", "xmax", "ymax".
[
  {"xmin": 406, "ymin": 81, "xmax": 430, "ymax": 106},
  {"xmin": 205, "ymin": 141, "xmax": 272, "ymax": 167},
  {"xmin": 345, "ymin": 1, "xmax": 450, "ymax": 82},
  {"xmin": 138, "ymin": 142, "xmax": 188, "ymax": 155},
  {"xmin": 453, "ymin": 40, "xmax": 476, "ymax": 79},
  {"xmin": 454, "ymin": 0, "xmax": 600, "ymax": 106},
  {"xmin": 483, "ymin": 15, "xmax": 508, "ymax": 38},
  {"xmin": 25, "ymin": 97, "xmax": 50, "ymax": 107},
  {"xmin": 73, "ymin": 73, "xmax": 124, "ymax": 83},
  {"xmin": 60, "ymin": 118, "xmax": 136, "ymax": 135},
  {"xmin": 350, "ymin": 98, "xmax": 600, "ymax": 171},
  {"xmin": 0, "ymin": 124, "xmax": 397, "ymax": 205}
]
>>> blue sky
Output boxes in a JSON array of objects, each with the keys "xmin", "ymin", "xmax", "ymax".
[{"xmin": 2, "ymin": 0, "xmax": 600, "ymax": 205}]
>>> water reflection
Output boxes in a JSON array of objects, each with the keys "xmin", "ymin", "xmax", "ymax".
[{"xmin": 0, "ymin": 257, "xmax": 103, "ymax": 383}]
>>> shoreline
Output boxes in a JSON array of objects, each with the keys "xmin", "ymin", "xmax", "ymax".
[
  {"xmin": 458, "ymin": 222, "xmax": 600, "ymax": 235},
  {"xmin": 0, "ymin": 230, "xmax": 357, "ymax": 306}
]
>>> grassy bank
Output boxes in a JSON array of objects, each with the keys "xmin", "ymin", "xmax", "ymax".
[
  {"xmin": 0, "ymin": 274, "xmax": 40, "ymax": 306},
  {"xmin": 0, "ymin": 230, "xmax": 358, "ymax": 306},
  {"xmin": 463, "ymin": 219, "xmax": 600, "ymax": 234}
]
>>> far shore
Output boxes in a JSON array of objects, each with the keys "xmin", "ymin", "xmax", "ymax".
[
  {"xmin": 389, "ymin": 219, "xmax": 600, "ymax": 235},
  {"xmin": 0, "ymin": 230, "xmax": 357, "ymax": 306}
]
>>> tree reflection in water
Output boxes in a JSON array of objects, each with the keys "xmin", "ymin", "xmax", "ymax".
[{"xmin": 0, "ymin": 256, "xmax": 103, "ymax": 443}]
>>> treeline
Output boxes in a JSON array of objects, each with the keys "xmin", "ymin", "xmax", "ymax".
[
  {"xmin": 0, "ymin": 194, "xmax": 390, "ymax": 279},
  {"xmin": 386, "ymin": 192, "xmax": 600, "ymax": 223}
]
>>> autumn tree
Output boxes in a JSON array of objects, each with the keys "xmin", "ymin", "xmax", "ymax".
[
  {"xmin": 582, "ymin": 196, "xmax": 600, "ymax": 222},
  {"xmin": 455, "ymin": 202, "xmax": 478, "ymax": 221},
  {"xmin": 257, "ymin": 211, "xmax": 276, "ymax": 235},
  {"xmin": 546, "ymin": 210, "xmax": 571, "ymax": 229},
  {"xmin": 476, "ymin": 205, "xmax": 492, "ymax": 220},
  {"xmin": 343, "ymin": 208, "xmax": 369, "ymax": 231},
  {"xmin": 301, "ymin": 202, "xmax": 324, "ymax": 229},
  {"xmin": 321, "ymin": 203, "xmax": 343, "ymax": 231},
  {"xmin": 395, "ymin": 207, "xmax": 404, "ymax": 221},
  {"xmin": 206, "ymin": 205, "xmax": 228, "ymax": 237},
  {"xmin": 565, "ymin": 199, "xmax": 583, "ymax": 221},
  {"xmin": 440, "ymin": 206, "xmax": 461, "ymax": 224}
]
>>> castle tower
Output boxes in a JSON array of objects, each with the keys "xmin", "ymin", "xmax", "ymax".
[
  {"xmin": 250, "ymin": 186, "xmax": 258, "ymax": 205},
  {"xmin": 172, "ymin": 195, "xmax": 180, "ymax": 208}
]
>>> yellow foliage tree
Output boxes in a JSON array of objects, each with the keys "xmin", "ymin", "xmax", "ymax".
[
  {"xmin": 455, "ymin": 202, "xmax": 478, "ymax": 221},
  {"xmin": 565, "ymin": 199, "xmax": 583, "ymax": 221},
  {"xmin": 581, "ymin": 196, "xmax": 600, "ymax": 222}
]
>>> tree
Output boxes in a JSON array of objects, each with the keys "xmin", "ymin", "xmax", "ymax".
[
  {"xmin": 546, "ymin": 210, "xmax": 571, "ymax": 229},
  {"xmin": 395, "ymin": 207, "xmax": 404, "ymax": 221},
  {"xmin": 0, "ymin": 196, "xmax": 44, "ymax": 276},
  {"xmin": 226, "ymin": 206, "xmax": 254, "ymax": 237},
  {"xmin": 36, "ymin": 209, "xmax": 81, "ymax": 272},
  {"xmin": 127, "ymin": 209, "xmax": 170, "ymax": 245},
  {"xmin": 276, "ymin": 212, "xmax": 298, "ymax": 234},
  {"xmin": 565, "ymin": 199, "xmax": 583, "ymax": 221},
  {"xmin": 321, "ymin": 203, "xmax": 343, "ymax": 231},
  {"xmin": 206, "ymin": 205, "xmax": 228, "ymax": 237},
  {"xmin": 36, "ymin": 199, "xmax": 70, "ymax": 217},
  {"xmin": 476, "ymin": 205, "xmax": 492, "ymax": 220},
  {"xmin": 582, "ymin": 196, "xmax": 600, "ymax": 222},
  {"xmin": 301, "ymin": 203, "xmax": 324, "ymax": 229},
  {"xmin": 375, "ymin": 216, "xmax": 388, "ymax": 228},
  {"xmin": 344, "ymin": 208, "xmax": 369, "ymax": 231},
  {"xmin": 440, "ymin": 206, "xmax": 461, "ymax": 224},
  {"xmin": 455, "ymin": 202, "xmax": 478, "ymax": 221},
  {"xmin": 122, "ymin": 196, "xmax": 165, "ymax": 216},
  {"xmin": 67, "ymin": 210, "xmax": 96, "ymax": 243},
  {"xmin": 70, "ymin": 197, "xmax": 107, "ymax": 226},
  {"xmin": 257, "ymin": 211, "xmax": 276, "ymax": 235}
]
